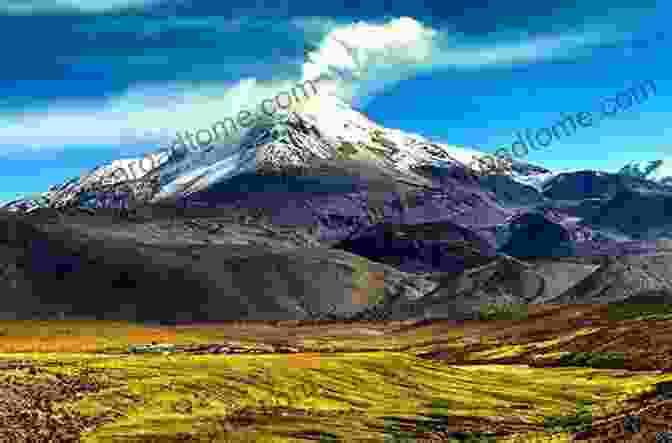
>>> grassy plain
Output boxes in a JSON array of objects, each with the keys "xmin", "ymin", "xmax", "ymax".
[{"xmin": 1, "ymin": 304, "xmax": 672, "ymax": 442}]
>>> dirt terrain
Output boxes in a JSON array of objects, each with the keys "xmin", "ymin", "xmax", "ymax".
[{"xmin": 0, "ymin": 304, "xmax": 672, "ymax": 442}]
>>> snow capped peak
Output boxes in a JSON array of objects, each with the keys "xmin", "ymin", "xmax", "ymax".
[
  {"xmin": 291, "ymin": 90, "xmax": 352, "ymax": 114},
  {"xmin": 620, "ymin": 159, "xmax": 672, "ymax": 184},
  {"xmin": 288, "ymin": 92, "xmax": 379, "ymax": 140},
  {"xmin": 2, "ymin": 94, "xmax": 492, "ymax": 212}
]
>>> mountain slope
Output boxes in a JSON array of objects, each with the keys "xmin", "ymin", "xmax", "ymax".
[
  {"xmin": 0, "ymin": 210, "xmax": 438, "ymax": 321},
  {"xmin": 619, "ymin": 159, "xmax": 672, "ymax": 185},
  {"xmin": 549, "ymin": 254, "xmax": 672, "ymax": 304},
  {"xmin": 2, "ymin": 91, "xmax": 671, "ymax": 320}
]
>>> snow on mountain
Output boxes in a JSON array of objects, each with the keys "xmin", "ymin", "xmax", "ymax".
[
  {"xmin": 4, "ymin": 91, "xmax": 484, "ymax": 211},
  {"xmin": 619, "ymin": 159, "xmax": 672, "ymax": 185},
  {"xmin": 2, "ymin": 90, "xmax": 667, "ymax": 267},
  {"xmin": 508, "ymin": 168, "xmax": 611, "ymax": 193},
  {"xmin": 506, "ymin": 159, "xmax": 672, "ymax": 194},
  {"xmin": 3, "ymin": 87, "xmax": 669, "ymax": 221},
  {"xmin": 1, "ymin": 151, "xmax": 170, "ymax": 212},
  {"xmin": 509, "ymin": 170, "xmax": 558, "ymax": 192},
  {"xmin": 1, "ymin": 91, "xmax": 494, "ymax": 212},
  {"xmin": 84, "ymin": 152, "xmax": 170, "ymax": 186}
]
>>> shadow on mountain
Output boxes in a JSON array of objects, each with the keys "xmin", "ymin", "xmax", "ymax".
[
  {"xmin": 477, "ymin": 175, "xmax": 545, "ymax": 207},
  {"xmin": 549, "ymin": 255, "xmax": 672, "ymax": 304},
  {"xmin": 333, "ymin": 221, "xmax": 497, "ymax": 273},
  {"xmin": 499, "ymin": 213, "xmax": 576, "ymax": 258},
  {"xmin": 0, "ymin": 210, "xmax": 437, "ymax": 322},
  {"xmin": 618, "ymin": 289, "xmax": 672, "ymax": 304},
  {"xmin": 541, "ymin": 170, "xmax": 629, "ymax": 200},
  {"xmin": 580, "ymin": 189, "xmax": 672, "ymax": 239}
]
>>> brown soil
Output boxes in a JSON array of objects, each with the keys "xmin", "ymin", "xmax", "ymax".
[
  {"xmin": 154, "ymin": 304, "xmax": 672, "ymax": 371},
  {"xmin": 403, "ymin": 304, "xmax": 672, "ymax": 370},
  {"xmin": 0, "ymin": 364, "xmax": 115, "ymax": 442},
  {"xmin": 2, "ymin": 304, "xmax": 672, "ymax": 441}
]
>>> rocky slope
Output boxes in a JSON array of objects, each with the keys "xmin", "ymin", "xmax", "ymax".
[
  {"xmin": 1, "ymin": 93, "xmax": 670, "ymax": 321},
  {"xmin": 0, "ymin": 209, "xmax": 439, "ymax": 322}
]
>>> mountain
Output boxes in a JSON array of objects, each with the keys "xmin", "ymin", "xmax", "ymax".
[
  {"xmin": 1, "ymin": 92, "xmax": 670, "ymax": 321},
  {"xmin": 2, "ymin": 94, "xmax": 491, "ymax": 211},
  {"xmin": 619, "ymin": 159, "xmax": 672, "ymax": 185}
]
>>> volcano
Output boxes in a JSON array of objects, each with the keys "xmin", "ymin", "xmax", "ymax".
[{"xmin": 1, "ymin": 91, "xmax": 669, "ymax": 322}]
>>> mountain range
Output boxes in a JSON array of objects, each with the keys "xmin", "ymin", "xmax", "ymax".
[{"xmin": 2, "ymin": 93, "xmax": 672, "ymax": 323}]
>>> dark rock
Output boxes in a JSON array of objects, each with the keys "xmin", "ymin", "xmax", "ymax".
[
  {"xmin": 657, "ymin": 432, "xmax": 672, "ymax": 443},
  {"xmin": 0, "ymin": 209, "xmax": 441, "ymax": 322},
  {"xmin": 623, "ymin": 415, "xmax": 641, "ymax": 433},
  {"xmin": 500, "ymin": 212, "xmax": 575, "ymax": 258},
  {"xmin": 656, "ymin": 381, "xmax": 672, "ymax": 400},
  {"xmin": 573, "ymin": 430, "xmax": 595, "ymax": 440},
  {"xmin": 334, "ymin": 220, "xmax": 497, "ymax": 273}
]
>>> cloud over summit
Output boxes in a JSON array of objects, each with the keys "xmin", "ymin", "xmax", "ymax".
[{"xmin": 0, "ymin": 15, "xmax": 618, "ymax": 151}]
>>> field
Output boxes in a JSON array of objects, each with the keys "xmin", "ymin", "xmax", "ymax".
[{"xmin": 2, "ymin": 304, "xmax": 672, "ymax": 442}]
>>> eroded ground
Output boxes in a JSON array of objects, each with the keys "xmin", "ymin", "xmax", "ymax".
[{"xmin": 1, "ymin": 304, "xmax": 672, "ymax": 442}]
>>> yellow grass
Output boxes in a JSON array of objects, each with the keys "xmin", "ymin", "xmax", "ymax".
[
  {"xmin": 1, "ymin": 351, "xmax": 670, "ymax": 441},
  {"xmin": 0, "ymin": 315, "xmax": 671, "ymax": 442}
]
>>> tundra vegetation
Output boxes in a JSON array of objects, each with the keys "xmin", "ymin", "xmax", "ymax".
[
  {"xmin": 0, "ymin": 304, "xmax": 671, "ymax": 441},
  {"xmin": 478, "ymin": 303, "xmax": 530, "ymax": 321}
]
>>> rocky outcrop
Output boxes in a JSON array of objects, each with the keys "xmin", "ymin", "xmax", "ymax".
[
  {"xmin": 0, "ymin": 210, "xmax": 439, "ymax": 322},
  {"xmin": 549, "ymin": 254, "xmax": 672, "ymax": 304}
]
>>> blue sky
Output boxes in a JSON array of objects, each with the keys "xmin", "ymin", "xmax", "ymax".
[{"xmin": 0, "ymin": 0, "xmax": 670, "ymax": 202}]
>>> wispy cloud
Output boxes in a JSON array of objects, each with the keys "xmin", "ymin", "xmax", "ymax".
[
  {"xmin": 0, "ymin": 0, "xmax": 161, "ymax": 14},
  {"xmin": 0, "ymin": 77, "xmax": 305, "ymax": 152},
  {"xmin": 303, "ymin": 17, "xmax": 616, "ymax": 107},
  {"xmin": 0, "ymin": 16, "xmax": 619, "ymax": 152}
]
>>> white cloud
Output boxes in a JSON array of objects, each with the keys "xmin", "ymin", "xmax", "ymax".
[
  {"xmin": 0, "ymin": 77, "xmax": 308, "ymax": 152},
  {"xmin": 0, "ymin": 16, "xmax": 616, "ymax": 151},
  {"xmin": 0, "ymin": 0, "xmax": 159, "ymax": 14},
  {"xmin": 302, "ymin": 17, "xmax": 614, "ymax": 107}
]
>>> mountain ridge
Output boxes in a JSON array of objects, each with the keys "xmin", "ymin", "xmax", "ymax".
[{"xmin": 1, "ymin": 93, "xmax": 671, "ymax": 321}]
